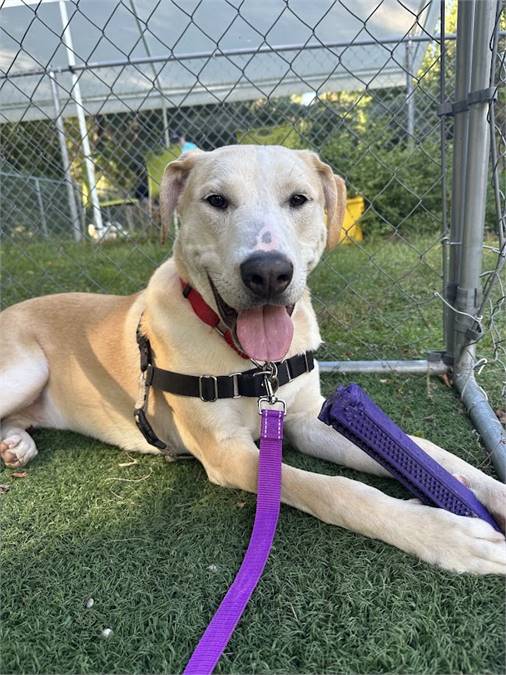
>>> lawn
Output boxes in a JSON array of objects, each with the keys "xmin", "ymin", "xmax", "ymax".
[{"xmin": 1, "ymin": 235, "xmax": 504, "ymax": 674}]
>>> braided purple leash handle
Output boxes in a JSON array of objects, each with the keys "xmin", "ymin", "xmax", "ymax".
[{"xmin": 183, "ymin": 408, "xmax": 284, "ymax": 675}]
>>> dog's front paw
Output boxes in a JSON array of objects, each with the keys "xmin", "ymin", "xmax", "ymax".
[
  {"xmin": 0, "ymin": 429, "xmax": 38, "ymax": 467},
  {"xmin": 475, "ymin": 478, "xmax": 506, "ymax": 532},
  {"xmin": 409, "ymin": 505, "xmax": 506, "ymax": 575},
  {"xmin": 454, "ymin": 473, "xmax": 506, "ymax": 533}
]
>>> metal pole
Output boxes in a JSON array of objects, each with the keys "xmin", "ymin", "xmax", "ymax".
[
  {"xmin": 34, "ymin": 177, "xmax": 49, "ymax": 238},
  {"xmin": 319, "ymin": 359, "xmax": 448, "ymax": 375},
  {"xmin": 49, "ymin": 70, "xmax": 82, "ymax": 241},
  {"xmin": 455, "ymin": 377, "xmax": 506, "ymax": 481},
  {"xmin": 5, "ymin": 34, "xmax": 481, "ymax": 82},
  {"xmin": 446, "ymin": 0, "xmax": 475, "ymax": 363},
  {"xmin": 128, "ymin": 0, "xmax": 170, "ymax": 148},
  {"xmin": 58, "ymin": 0, "xmax": 103, "ymax": 233},
  {"xmin": 453, "ymin": 0, "xmax": 495, "ymax": 361},
  {"xmin": 73, "ymin": 178, "xmax": 86, "ymax": 234},
  {"xmin": 439, "ymin": 0, "xmax": 449, "ymax": 354},
  {"xmin": 452, "ymin": 0, "xmax": 506, "ymax": 480},
  {"xmin": 405, "ymin": 37, "xmax": 415, "ymax": 148}
]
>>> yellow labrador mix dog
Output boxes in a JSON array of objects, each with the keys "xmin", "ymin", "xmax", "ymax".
[{"xmin": 1, "ymin": 145, "xmax": 505, "ymax": 575}]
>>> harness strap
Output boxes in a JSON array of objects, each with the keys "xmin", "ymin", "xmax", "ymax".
[
  {"xmin": 148, "ymin": 351, "xmax": 313, "ymax": 401},
  {"xmin": 133, "ymin": 319, "xmax": 314, "ymax": 454},
  {"xmin": 134, "ymin": 323, "xmax": 194, "ymax": 460}
]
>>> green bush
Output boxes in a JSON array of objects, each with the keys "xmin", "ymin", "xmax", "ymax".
[
  {"xmin": 321, "ymin": 122, "xmax": 443, "ymax": 237},
  {"xmin": 236, "ymin": 123, "xmax": 305, "ymax": 148},
  {"xmin": 145, "ymin": 145, "xmax": 181, "ymax": 199}
]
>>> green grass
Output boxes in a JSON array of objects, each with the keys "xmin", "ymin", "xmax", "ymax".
[{"xmin": 1, "ymin": 236, "xmax": 505, "ymax": 674}]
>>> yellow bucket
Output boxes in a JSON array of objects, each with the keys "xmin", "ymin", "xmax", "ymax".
[{"xmin": 338, "ymin": 195, "xmax": 365, "ymax": 244}]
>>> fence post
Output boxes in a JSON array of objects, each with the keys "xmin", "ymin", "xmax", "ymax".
[
  {"xmin": 451, "ymin": 0, "xmax": 506, "ymax": 480},
  {"xmin": 405, "ymin": 37, "xmax": 414, "ymax": 148},
  {"xmin": 49, "ymin": 70, "xmax": 82, "ymax": 241},
  {"xmin": 58, "ymin": 0, "xmax": 103, "ymax": 235},
  {"xmin": 445, "ymin": 0, "xmax": 475, "ymax": 364},
  {"xmin": 440, "ymin": 0, "xmax": 449, "ymax": 347},
  {"xmin": 34, "ymin": 177, "xmax": 49, "ymax": 238}
]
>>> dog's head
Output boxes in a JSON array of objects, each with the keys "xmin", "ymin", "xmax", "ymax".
[{"xmin": 160, "ymin": 144, "xmax": 346, "ymax": 361}]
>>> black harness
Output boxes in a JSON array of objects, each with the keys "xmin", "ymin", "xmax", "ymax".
[{"xmin": 133, "ymin": 321, "xmax": 314, "ymax": 460}]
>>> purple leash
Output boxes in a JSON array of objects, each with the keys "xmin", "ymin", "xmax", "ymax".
[{"xmin": 183, "ymin": 406, "xmax": 284, "ymax": 675}]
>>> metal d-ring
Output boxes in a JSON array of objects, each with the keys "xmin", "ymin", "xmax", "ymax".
[{"xmin": 257, "ymin": 396, "xmax": 286, "ymax": 415}]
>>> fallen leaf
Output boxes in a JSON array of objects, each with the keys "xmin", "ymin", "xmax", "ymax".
[
  {"xmin": 0, "ymin": 484, "xmax": 10, "ymax": 494},
  {"xmin": 495, "ymin": 409, "xmax": 506, "ymax": 425},
  {"xmin": 11, "ymin": 471, "xmax": 27, "ymax": 478},
  {"xmin": 236, "ymin": 501, "xmax": 246, "ymax": 509},
  {"xmin": 440, "ymin": 372, "xmax": 451, "ymax": 388}
]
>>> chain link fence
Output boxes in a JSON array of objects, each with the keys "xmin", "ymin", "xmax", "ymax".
[
  {"xmin": 485, "ymin": 1, "xmax": 506, "ymax": 399},
  {"xmin": 482, "ymin": 3, "xmax": 506, "ymax": 410},
  {"xmin": 0, "ymin": 1, "xmax": 504, "ymax": 468}
]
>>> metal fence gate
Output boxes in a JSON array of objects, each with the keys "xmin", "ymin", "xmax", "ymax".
[{"xmin": 0, "ymin": 0, "xmax": 505, "ymax": 476}]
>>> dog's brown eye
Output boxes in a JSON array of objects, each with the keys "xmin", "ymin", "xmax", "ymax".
[
  {"xmin": 289, "ymin": 194, "xmax": 308, "ymax": 208},
  {"xmin": 206, "ymin": 194, "xmax": 228, "ymax": 209}
]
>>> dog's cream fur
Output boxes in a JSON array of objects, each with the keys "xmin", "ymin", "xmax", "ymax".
[{"xmin": 1, "ymin": 145, "xmax": 505, "ymax": 575}]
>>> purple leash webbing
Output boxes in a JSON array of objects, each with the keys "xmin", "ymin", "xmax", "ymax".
[{"xmin": 183, "ymin": 408, "xmax": 284, "ymax": 675}]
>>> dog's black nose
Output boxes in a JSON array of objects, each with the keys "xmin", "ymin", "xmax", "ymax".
[{"xmin": 240, "ymin": 252, "xmax": 294, "ymax": 299}]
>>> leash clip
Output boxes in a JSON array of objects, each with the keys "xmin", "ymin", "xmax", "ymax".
[
  {"xmin": 253, "ymin": 362, "xmax": 279, "ymax": 402},
  {"xmin": 264, "ymin": 363, "xmax": 279, "ymax": 401},
  {"xmin": 256, "ymin": 362, "xmax": 285, "ymax": 414}
]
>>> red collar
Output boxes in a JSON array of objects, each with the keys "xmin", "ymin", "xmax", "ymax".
[{"xmin": 180, "ymin": 279, "xmax": 249, "ymax": 359}]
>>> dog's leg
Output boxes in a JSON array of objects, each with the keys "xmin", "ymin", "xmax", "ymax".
[
  {"xmin": 181, "ymin": 426, "xmax": 505, "ymax": 575},
  {"xmin": 0, "ymin": 344, "xmax": 48, "ymax": 467},
  {"xmin": 286, "ymin": 402, "xmax": 506, "ymax": 531},
  {"xmin": 286, "ymin": 406, "xmax": 390, "ymax": 475}
]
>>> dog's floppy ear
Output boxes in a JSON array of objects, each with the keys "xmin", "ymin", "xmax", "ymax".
[
  {"xmin": 300, "ymin": 151, "xmax": 347, "ymax": 250},
  {"xmin": 160, "ymin": 150, "xmax": 202, "ymax": 244}
]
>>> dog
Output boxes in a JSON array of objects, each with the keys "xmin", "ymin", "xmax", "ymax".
[{"xmin": 1, "ymin": 145, "xmax": 505, "ymax": 575}]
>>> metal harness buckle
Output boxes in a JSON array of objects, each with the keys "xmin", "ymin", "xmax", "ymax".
[
  {"xmin": 230, "ymin": 373, "xmax": 241, "ymax": 399},
  {"xmin": 199, "ymin": 374, "xmax": 219, "ymax": 402}
]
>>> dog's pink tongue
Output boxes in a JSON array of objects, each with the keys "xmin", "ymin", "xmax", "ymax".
[{"xmin": 236, "ymin": 305, "xmax": 294, "ymax": 361}]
